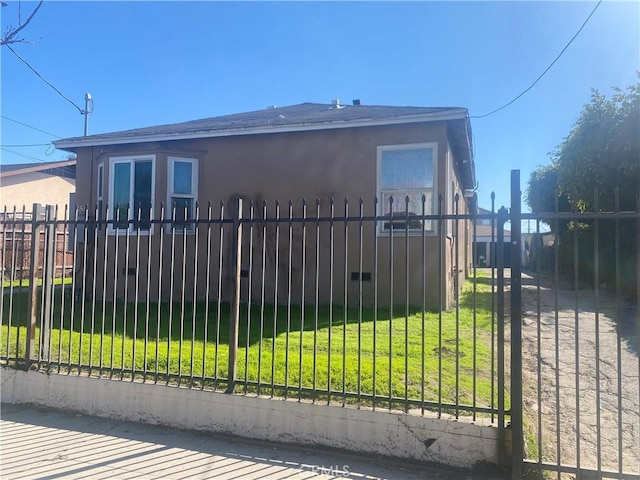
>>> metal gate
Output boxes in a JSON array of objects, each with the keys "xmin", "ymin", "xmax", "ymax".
[{"xmin": 504, "ymin": 171, "xmax": 640, "ymax": 479}]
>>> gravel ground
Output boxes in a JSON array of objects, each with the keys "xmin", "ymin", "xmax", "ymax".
[{"xmin": 518, "ymin": 272, "xmax": 639, "ymax": 478}]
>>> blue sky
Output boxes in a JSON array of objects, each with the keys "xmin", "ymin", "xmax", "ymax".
[{"xmin": 1, "ymin": 1, "xmax": 639, "ymax": 212}]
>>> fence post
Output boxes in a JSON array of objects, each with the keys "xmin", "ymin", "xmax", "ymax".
[
  {"xmin": 510, "ymin": 170, "xmax": 523, "ymax": 479},
  {"xmin": 39, "ymin": 205, "xmax": 56, "ymax": 363},
  {"xmin": 226, "ymin": 198, "xmax": 243, "ymax": 393},
  {"xmin": 25, "ymin": 203, "xmax": 44, "ymax": 368},
  {"xmin": 496, "ymin": 205, "xmax": 507, "ymax": 465}
]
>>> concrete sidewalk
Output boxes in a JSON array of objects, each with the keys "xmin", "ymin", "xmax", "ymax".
[{"xmin": 0, "ymin": 403, "xmax": 506, "ymax": 480}]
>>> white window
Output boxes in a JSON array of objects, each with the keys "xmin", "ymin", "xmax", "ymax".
[
  {"xmin": 167, "ymin": 156, "xmax": 198, "ymax": 231},
  {"xmin": 108, "ymin": 155, "xmax": 155, "ymax": 233},
  {"xmin": 377, "ymin": 143, "xmax": 437, "ymax": 234}
]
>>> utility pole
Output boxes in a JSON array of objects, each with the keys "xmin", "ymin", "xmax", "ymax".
[{"xmin": 83, "ymin": 93, "xmax": 93, "ymax": 136}]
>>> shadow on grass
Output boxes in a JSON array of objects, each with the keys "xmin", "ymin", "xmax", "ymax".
[
  {"xmin": 2, "ymin": 270, "xmax": 501, "ymax": 354},
  {"xmin": 2, "ymin": 291, "xmax": 433, "ymax": 348}
]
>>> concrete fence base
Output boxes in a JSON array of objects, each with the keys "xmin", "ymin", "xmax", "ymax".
[{"xmin": 1, "ymin": 368, "xmax": 499, "ymax": 469}]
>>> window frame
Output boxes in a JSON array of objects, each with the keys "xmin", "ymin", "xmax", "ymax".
[
  {"xmin": 376, "ymin": 142, "xmax": 438, "ymax": 236},
  {"xmin": 167, "ymin": 156, "xmax": 199, "ymax": 233},
  {"xmin": 107, "ymin": 155, "xmax": 156, "ymax": 235}
]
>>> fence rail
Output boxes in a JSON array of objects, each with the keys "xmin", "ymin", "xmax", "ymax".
[{"xmin": 1, "ymin": 197, "xmax": 506, "ymax": 422}]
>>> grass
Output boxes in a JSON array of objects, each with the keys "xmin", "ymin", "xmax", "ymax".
[
  {"xmin": 1, "ymin": 273, "xmax": 506, "ymax": 415},
  {"xmin": 1, "ymin": 276, "xmax": 73, "ymax": 289}
]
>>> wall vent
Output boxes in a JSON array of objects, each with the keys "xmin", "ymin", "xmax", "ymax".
[{"xmin": 351, "ymin": 272, "xmax": 372, "ymax": 282}]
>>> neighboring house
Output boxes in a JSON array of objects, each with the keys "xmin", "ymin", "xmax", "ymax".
[
  {"xmin": 473, "ymin": 207, "xmax": 511, "ymax": 267},
  {"xmin": 53, "ymin": 101, "xmax": 476, "ymax": 308},
  {"xmin": 0, "ymin": 160, "xmax": 76, "ymax": 216},
  {"xmin": 0, "ymin": 160, "xmax": 76, "ymax": 279}
]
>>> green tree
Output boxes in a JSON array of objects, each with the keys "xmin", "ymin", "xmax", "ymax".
[
  {"xmin": 526, "ymin": 164, "xmax": 569, "ymax": 217},
  {"xmin": 528, "ymin": 77, "xmax": 639, "ymax": 214},
  {"xmin": 526, "ymin": 78, "xmax": 639, "ymax": 294}
]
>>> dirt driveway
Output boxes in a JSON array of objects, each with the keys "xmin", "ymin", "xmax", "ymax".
[{"xmin": 518, "ymin": 272, "xmax": 639, "ymax": 477}]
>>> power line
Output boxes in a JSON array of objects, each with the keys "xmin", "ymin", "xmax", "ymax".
[
  {"xmin": 6, "ymin": 44, "xmax": 84, "ymax": 114},
  {"xmin": 1, "ymin": 147, "xmax": 47, "ymax": 163},
  {"xmin": 0, "ymin": 143, "xmax": 51, "ymax": 147},
  {"xmin": 470, "ymin": 0, "xmax": 603, "ymax": 119},
  {"xmin": 1, "ymin": 115, "xmax": 61, "ymax": 138}
]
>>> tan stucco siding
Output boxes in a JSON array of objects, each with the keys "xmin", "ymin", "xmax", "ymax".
[
  {"xmin": 0, "ymin": 172, "xmax": 75, "ymax": 212},
  {"xmin": 73, "ymin": 121, "xmax": 473, "ymax": 309},
  {"xmin": 74, "ymin": 149, "xmax": 94, "ymax": 209},
  {"xmin": 76, "ymin": 123, "xmax": 448, "ymax": 209},
  {"xmin": 441, "ymin": 142, "xmax": 473, "ymax": 307}
]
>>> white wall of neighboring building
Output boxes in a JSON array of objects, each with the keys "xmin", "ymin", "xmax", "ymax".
[{"xmin": 0, "ymin": 171, "xmax": 75, "ymax": 212}]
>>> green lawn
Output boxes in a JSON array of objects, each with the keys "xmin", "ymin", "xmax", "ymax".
[
  {"xmin": 1, "ymin": 276, "xmax": 73, "ymax": 289},
  {"xmin": 1, "ymin": 274, "xmax": 505, "ymax": 414}
]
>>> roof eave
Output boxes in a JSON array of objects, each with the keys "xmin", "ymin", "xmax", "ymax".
[
  {"xmin": 53, "ymin": 109, "xmax": 469, "ymax": 151},
  {"xmin": 447, "ymin": 116, "xmax": 475, "ymax": 191},
  {"xmin": 463, "ymin": 116, "xmax": 476, "ymax": 189},
  {"xmin": 0, "ymin": 159, "xmax": 77, "ymax": 178}
]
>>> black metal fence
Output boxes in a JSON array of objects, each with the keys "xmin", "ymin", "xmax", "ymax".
[
  {"xmin": 5, "ymin": 171, "xmax": 636, "ymax": 479},
  {"xmin": 518, "ymin": 180, "xmax": 639, "ymax": 479},
  {"xmin": 1, "ymin": 194, "xmax": 508, "ymax": 425}
]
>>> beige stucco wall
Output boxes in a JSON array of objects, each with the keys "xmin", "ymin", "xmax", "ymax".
[
  {"xmin": 0, "ymin": 172, "xmax": 75, "ymax": 212},
  {"xmin": 72, "ymin": 122, "xmax": 473, "ymax": 309}
]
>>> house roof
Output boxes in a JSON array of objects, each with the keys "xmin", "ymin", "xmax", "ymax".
[
  {"xmin": 54, "ymin": 103, "xmax": 471, "ymax": 147},
  {"xmin": 53, "ymin": 102, "xmax": 475, "ymax": 188},
  {"xmin": 0, "ymin": 159, "xmax": 76, "ymax": 179}
]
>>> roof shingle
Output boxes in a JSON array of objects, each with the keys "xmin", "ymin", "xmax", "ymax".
[{"xmin": 54, "ymin": 102, "xmax": 468, "ymax": 148}]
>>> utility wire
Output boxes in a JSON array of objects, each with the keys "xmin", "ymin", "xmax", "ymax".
[
  {"xmin": 1, "ymin": 115, "xmax": 61, "ymax": 138},
  {"xmin": 0, "ymin": 143, "xmax": 51, "ymax": 147},
  {"xmin": 470, "ymin": 0, "xmax": 602, "ymax": 119},
  {"xmin": 6, "ymin": 44, "xmax": 84, "ymax": 114},
  {"xmin": 1, "ymin": 147, "xmax": 47, "ymax": 163}
]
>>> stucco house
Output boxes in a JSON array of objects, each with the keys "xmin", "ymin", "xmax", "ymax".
[
  {"xmin": 0, "ymin": 159, "xmax": 76, "ymax": 216},
  {"xmin": 53, "ymin": 101, "xmax": 476, "ymax": 308},
  {"xmin": 473, "ymin": 207, "xmax": 511, "ymax": 267},
  {"xmin": 0, "ymin": 159, "xmax": 76, "ymax": 280}
]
